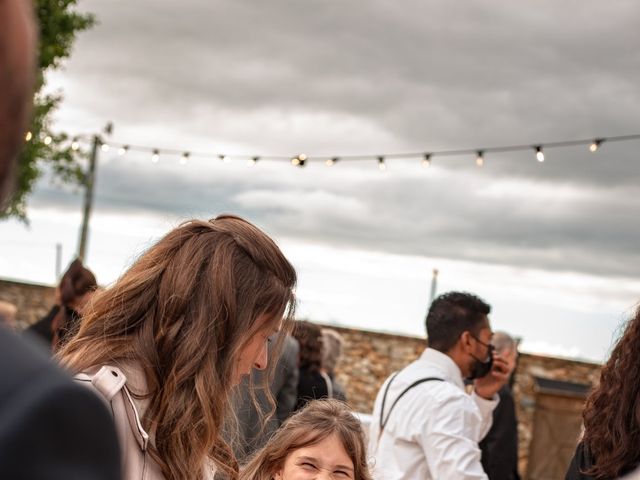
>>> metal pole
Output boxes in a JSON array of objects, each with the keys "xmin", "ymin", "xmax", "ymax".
[
  {"xmin": 428, "ymin": 268, "xmax": 439, "ymax": 307},
  {"xmin": 55, "ymin": 243, "xmax": 62, "ymax": 279},
  {"xmin": 77, "ymin": 134, "xmax": 99, "ymax": 261}
]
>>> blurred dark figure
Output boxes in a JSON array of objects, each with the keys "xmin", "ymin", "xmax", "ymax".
[
  {"xmin": 293, "ymin": 320, "xmax": 331, "ymax": 410},
  {"xmin": 0, "ymin": 1, "xmax": 121, "ymax": 477},
  {"xmin": 321, "ymin": 328, "xmax": 348, "ymax": 402},
  {"xmin": 235, "ymin": 334, "xmax": 299, "ymax": 462},
  {"xmin": 566, "ymin": 305, "xmax": 640, "ymax": 480},
  {"xmin": 479, "ymin": 331, "xmax": 520, "ymax": 480},
  {"xmin": 27, "ymin": 259, "xmax": 97, "ymax": 351}
]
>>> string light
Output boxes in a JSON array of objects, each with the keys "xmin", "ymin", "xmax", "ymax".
[
  {"xmin": 25, "ymin": 132, "xmax": 33, "ymax": 142},
  {"xmin": 43, "ymin": 136, "xmax": 52, "ymax": 146},
  {"xmin": 292, "ymin": 154, "xmax": 307, "ymax": 167},
  {"xmin": 248, "ymin": 156, "xmax": 259, "ymax": 167},
  {"xmin": 180, "ymin": 152, "xmax": 190, "ymax": 165},
  {"xmin": 101, "ymin": 143, "xmax": 110, "ymax": 153},
  {"xmin": 71, "ymin": 139, "xmax": 80, "ymax": 151},
  {"xmin": 63, "ymin": 132, "xmax": 640, "ymax": 171}
]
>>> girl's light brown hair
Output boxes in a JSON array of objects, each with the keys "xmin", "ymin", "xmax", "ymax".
[
  {"xmin": 240, "ymin": 399, "xmax": 373, "ymax": 480},
  {"xmin": 58, "ymin": 214, "xmax": 296, "ymax": 480}
]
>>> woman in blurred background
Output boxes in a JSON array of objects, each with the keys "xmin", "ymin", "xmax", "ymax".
[{"xmin": 27, "ymin": 258, "xmax": 97, "ymax": 351}]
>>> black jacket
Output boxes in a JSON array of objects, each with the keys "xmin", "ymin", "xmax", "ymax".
[
  {"xmin": 480, "ymin": 384, "xmax": 520, "ymax": 480},
  {"xmin": 0, "ymin": 326, "xmax": 121, "ymax": 479}
]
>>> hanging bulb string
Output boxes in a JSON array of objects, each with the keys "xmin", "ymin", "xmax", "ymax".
[{"xmin": 54, "ymin": 132, "xmax": 640, "ymax": 165}]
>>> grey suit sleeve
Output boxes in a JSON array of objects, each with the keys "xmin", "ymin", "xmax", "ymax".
[{"xmin": 273, "ymin": 337, "xmax": 299, "ymax": 425}]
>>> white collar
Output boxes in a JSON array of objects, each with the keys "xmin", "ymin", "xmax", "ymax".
[{"xmin": 419, "ymin": 348, "xmax": 465, "ymax": 391}]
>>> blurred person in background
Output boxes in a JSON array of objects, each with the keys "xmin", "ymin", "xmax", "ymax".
[
  {"xmin": 479, "ymin": 331, "xmax": 520, "ymax": 480},
  {"xmin": 27, "ymin": 258, "xmax": 98, "ymax": 351},
  {"xmin": 0, "ymin": 0, "xmax": 120, "ymax": 477},
  {"xmin": 294, "ymin": 320, "xmax": 332, "ymax": 410},
  {"xmin": 321, "ymin": 328, "xmax": 348, "ymax": 402},
  {"xmin": 58, "ymin": 215, "xmax": 297, "ymax": 480}
]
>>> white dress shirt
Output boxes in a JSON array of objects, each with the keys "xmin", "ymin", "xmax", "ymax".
[{"xmin": 368, "ymin": 348, "xmax": 499, "ymax": 480}]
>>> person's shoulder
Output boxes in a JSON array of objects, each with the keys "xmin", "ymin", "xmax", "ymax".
[{"xmin": 0, "ymin": 327, "xmax": 67, "ymax": 395}]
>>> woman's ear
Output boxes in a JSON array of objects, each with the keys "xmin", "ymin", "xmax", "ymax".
[{"xmin": 274, "ymin": 470, "xmax": 283, "ymax": 480}]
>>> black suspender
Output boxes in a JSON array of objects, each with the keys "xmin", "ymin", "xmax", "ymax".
[{"xmin": 378, "ymin": 372, "xmax": 444, "ymax": 437}]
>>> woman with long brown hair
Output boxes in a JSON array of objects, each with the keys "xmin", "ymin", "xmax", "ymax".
[
  {"xmin": 58, "ymin": 215, "xmax": 297, "ymax": 480},
  {"xmin": 566, "ymin": 305, "xmax": 640, "ymax": 479},
  {"xmin": 240, "ymin": 399, "xmax": 372, "ymax": 480},
  {"xmin": 27, "ymin": 258, "xmax": 98, "ymax": 351}
]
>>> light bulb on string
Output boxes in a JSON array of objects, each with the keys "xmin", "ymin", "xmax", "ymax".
[
  {"xmin": 71, "ymin": 139, "xmax": 80, "ymax": 151},
  {"xmin": 25, "ymin": 131, "xmax": 33, "ymax": 142},
  {"xmin": 589, "ymin": 139, "xmax": 602, "ymax": 152},
  {"xmin": 101, "ymin": 143, "xmax": 110, "ymax": 153},
  {"xmin": 422, "ymin": 153, "xmax": 432, "ymax": 168},
  {"xmin": 118, "ymin": 145, "xmax": 129, "ymax": 156},
  {"xmin": 292, "ymin": 154, "xmax": 306, "ymax": 167},
  {"xmin": 535, "ymin": 146, "xmax": 544, "ymax": 162},
  {"xmin": 151, "ymin": 149, "xmax": 160, "ymax": 163},
  {"xmin": 248, "ymin": 156, "xmax": 259, "ymax": 167},
  {"xmin": 43, "ymin": 136, "xmax": 52, "ymax": 146},
  {"xmin": 218, "ymin": 154, "xmax": 230, "ymax": 163},
  {"xmin": 378, "ymin": 156, "xmax": 386, "ymax": 171},
  {"xmin": 180, "ymin": 152, "xmax": 190, "ymax": 165},
  {"xmin": 475, "ymin": 151, "xmax": 484, "ymax": 167},
  {"xmin": 326, "ymin": 157, "xmax": 338, "ymax": 167}
]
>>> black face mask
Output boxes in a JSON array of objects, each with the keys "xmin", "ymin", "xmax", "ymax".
[{"xmin": 467, "ymin": 339, "xmax": 494, "ymax": 380}]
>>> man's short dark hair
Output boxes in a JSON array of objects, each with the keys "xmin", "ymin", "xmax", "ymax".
[{"xmin": 426, "ymin": 291, "xmax": 491, "ymax": 352}]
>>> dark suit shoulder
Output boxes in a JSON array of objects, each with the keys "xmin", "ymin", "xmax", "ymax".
[{"xmin": 0, "ymin": 327, "xmax": 121, "ymax": 480}]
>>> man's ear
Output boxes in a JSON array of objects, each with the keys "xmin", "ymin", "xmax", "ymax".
[{"xmin": 459, "ymin": 331, "xmax": 473, "ymax": 352}]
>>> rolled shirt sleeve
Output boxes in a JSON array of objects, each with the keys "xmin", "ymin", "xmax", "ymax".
[{"xmin": 421, "ymin": 393, "xmax": 498, "ymax": 479}]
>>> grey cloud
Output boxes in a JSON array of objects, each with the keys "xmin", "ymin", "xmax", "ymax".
[{"xmin": 31, "ymin": 0, "xmax": 640, "ymax": 282}]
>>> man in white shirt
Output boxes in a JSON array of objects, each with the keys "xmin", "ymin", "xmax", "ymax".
[{"xmin": 369, "ymin": 291, "xmax": 511, "ymax": 480}]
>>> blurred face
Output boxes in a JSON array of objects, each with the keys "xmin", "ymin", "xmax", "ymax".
[
  {"xmin": 0, "ymin": 0, "xmax": 37, "ymax": 204},
  {"xmin": 275, "ymin": 433, "xmax": 355, "ymax": 480},
  {"xmin": 232, "ymin": 316, "xmax": 281, "ymax": 385}
]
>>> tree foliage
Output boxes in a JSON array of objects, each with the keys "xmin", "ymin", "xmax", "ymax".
[{"xmin": 2, "ymin": 0, "xmax": 95, "ymax": 221}]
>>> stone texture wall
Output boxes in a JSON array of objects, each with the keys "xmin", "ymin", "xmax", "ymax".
[
  {"xmin": 1, "ymin": 278, "xmax": 602, "ymax": 477},
  {"xmin": 0, "ymin": 278, "xmax": 55, "ymax": 329}
]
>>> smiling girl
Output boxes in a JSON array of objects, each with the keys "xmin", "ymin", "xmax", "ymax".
[{"xmin": 241, "ymin": 399, "xmax": 372, "ymax": 480}]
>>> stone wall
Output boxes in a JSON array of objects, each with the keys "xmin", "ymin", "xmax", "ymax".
[
  {"xmin": 1, "ymin": 278, "xmax": 602, "ymax": 477},
  {"xmin": 0, "ymin": 278, "xmax": 55, "ymax": 329}
]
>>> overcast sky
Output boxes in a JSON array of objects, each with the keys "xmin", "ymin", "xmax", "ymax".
[{"xmin": 2, "ymin": 0, "xmax": 640, "ymax": 361}]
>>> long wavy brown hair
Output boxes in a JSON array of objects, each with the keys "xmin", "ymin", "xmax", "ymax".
[
  {"xmin": 240, "ymin": 399, "xmax": 373, "ymax": 480},
  {"xmin": 582, "ymin": 304, "xmax": 640, "ymax": 478},
  {"xmin": 58, "ymin": 215, "xmax": 297, "ymax": 480}
]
